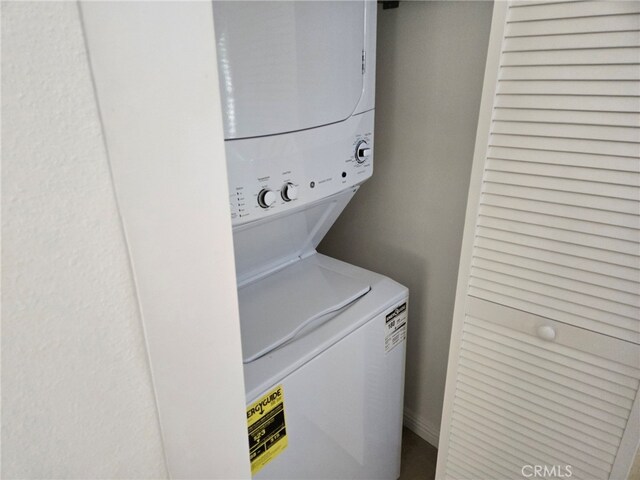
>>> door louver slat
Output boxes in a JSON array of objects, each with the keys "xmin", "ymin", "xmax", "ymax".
[{"xmin": 505, "ymin": 13, "xmax": 640, "ymax": 37}]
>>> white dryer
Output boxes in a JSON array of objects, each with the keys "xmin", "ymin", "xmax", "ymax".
[{"xmin": 212, "ymin": 2, "xmax": 408, "ymax": 479}]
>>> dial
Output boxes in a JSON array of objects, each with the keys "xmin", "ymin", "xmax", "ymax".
[
  {"xmin": 355, "ymin": 140, "xmax": 371, "ymax": 163},
  {"xmin": 257, "ymin": 189, "xmax": 276, "ymax": 208},
  {"xmin": 281, "ymin": 182, "xmax": 298, "ymax": 202}
]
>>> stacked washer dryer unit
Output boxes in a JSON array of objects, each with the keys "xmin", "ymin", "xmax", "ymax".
[{"xmin": 213, "ymin": 2, "xmax": 409, "ymax": 479}]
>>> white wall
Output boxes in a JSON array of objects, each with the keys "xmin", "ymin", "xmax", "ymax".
[
  {"xmin": 2, "ymin": 3, "xmax": 167, "ymax": 477},
  {"xmin": 319, "ymin": 1, "xmax": 493, "ymax": 446},
  {"xmin": 2, "ymin": 2, "xmax": 250, "ymax": 479},
  {"xmin": 80, "ymin": 2, "xmax": 250, "ymax": 478}
]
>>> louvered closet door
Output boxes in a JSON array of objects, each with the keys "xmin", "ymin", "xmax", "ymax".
[
  {"xmin": 437, "ymin": 1, "xmax": 640, "ymax": 479},
  {"xmin": 472, "ymin": 0, "xmax": 640, "ymax": 343},
  {"xmin": 446, "ymin": 298, "xmax": 640, "ymax": 480}
]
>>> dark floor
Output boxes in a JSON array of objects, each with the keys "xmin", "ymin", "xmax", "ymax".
[{"xmin": 399, "ymin": 427, "xmax": 438, "ymax": 480}]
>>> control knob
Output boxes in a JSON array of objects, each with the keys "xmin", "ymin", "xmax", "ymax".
[
  {"xmin": 281, "ymin": 182, "xmax": 298, "ymax": 202},
  {"xmin": 355, "ymin": 140, "xmax": 371, "ymax": 163},
  {"xmin": 257, "ymin": 189, "xmax": 276, "ymax": 208}
]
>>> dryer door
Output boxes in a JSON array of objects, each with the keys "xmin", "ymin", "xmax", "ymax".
[{"xmin": 213, "ymin": 1, "xmax": 365, "ymax": 140}]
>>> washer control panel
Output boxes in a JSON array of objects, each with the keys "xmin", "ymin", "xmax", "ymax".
[{"xmin": 226, "ymin": 110, "xmax": 374, "ymax": 226}]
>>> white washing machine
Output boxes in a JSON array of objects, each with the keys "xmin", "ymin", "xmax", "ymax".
[{"xmin": 213, "ymin": 2, "xmax": 408, "ymax": 478}]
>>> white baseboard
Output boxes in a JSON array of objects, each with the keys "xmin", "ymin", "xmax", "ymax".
[{"xmin": 403, "ymin": 407, "xmax": 440, "ymax": 448}]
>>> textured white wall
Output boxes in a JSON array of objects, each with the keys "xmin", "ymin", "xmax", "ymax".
[
  {"xmin": 319, "ymin": 1, "xmax": 493, "ymax": 446},
  {"xmin": 1, "ymin": 3, "xmax": 168, "ymax": 477}
]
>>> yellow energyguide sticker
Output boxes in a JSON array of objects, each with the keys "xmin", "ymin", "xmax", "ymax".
[{"xmin": 246, "ymin": 385, "xmax": 288, "ymax": 475}]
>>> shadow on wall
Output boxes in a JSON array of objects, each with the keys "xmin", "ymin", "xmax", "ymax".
[{"xmin": 358, "ymin": 241, "xmax": 429, "ymax": 413}]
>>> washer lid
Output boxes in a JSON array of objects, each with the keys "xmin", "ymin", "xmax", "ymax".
[
  {"xmin": 238, "ymin": 255, "xmax": 371, "ymax": 363},
  {"xmin": 213, "ymin": 1, "xmax": 365, "ymax": 139}
]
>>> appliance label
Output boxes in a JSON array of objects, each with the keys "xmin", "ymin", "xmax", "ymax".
[
  {"xmin": 247, "ymin": 385, "xmax": 288, "ymax": 475},
  {"xmin": 385, "ymin": 302, "xmax": 408, "ymax": 354}
]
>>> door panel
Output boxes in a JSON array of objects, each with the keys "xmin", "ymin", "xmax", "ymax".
[
  {"xmin": 443, "ymin": 298, "xmax": 640, "ymax": 480},
  {"xmin": 437, "ymin": 2, "xmax": 640, "ymax": 478}
]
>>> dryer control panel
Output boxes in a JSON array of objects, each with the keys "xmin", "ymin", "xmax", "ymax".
[{"xmin": 226, "ymin": 110, "xmax": 374, "ymax": 227}]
